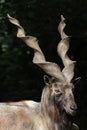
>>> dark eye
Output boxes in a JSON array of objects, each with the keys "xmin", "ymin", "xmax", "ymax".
[{"xmin": 55, "ymin": 90, "xmax": 62, "ymax": 95}]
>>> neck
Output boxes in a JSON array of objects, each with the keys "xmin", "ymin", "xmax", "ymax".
[
  {"xmin": 59, "ymin": 111, "xmax": 72, "ymax": 130},
  {"xmin": 41, "ymin": 87, "xmax": 72, "ymax": 130}
]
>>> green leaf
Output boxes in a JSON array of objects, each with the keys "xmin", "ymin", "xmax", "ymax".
[
  {"xmin": 0, "ymin": 0, "xmax": 5, "ymax": 4},
  {"xmin": 72, "ymin": 123, "xmax": 79, "ymax": 130}
]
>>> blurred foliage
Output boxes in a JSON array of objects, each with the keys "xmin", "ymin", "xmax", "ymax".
[{"xmin": 0, "ymin": 0, "xmax": 87, "ymax": 129}]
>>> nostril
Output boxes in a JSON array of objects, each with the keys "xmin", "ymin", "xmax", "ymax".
[{"xmin": 70, "ymin": 106, "xmax": 77, "ymax": 111}]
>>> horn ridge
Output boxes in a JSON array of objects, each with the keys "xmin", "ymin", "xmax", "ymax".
[
  {"xmin": 57, "ymin": 15, "xmax": 76, "ymax": 82},
  {"xmin": 8, "ymin": 14, "xmax": 65, "ymax": 82}
]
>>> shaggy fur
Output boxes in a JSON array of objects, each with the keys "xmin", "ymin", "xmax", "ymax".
[{"xmin": 0, "ymin": 80, "xmax": 76, "ymax": 130}]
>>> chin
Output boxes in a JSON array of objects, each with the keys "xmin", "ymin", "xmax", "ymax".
[{"xmin": 66, "ymin": 110, "xmax": 76, "ymax": 116}]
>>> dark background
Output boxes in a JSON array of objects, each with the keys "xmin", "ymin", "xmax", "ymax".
[{"xmin": 0, "ymin": 0, "xmax": 87, "ymax": 129}]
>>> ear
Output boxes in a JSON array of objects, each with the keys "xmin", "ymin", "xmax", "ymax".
[
  {"xmin": 43, "ymin": 75, "xmax": 51, "ymax": 86},
  {"xmin": 73, "ymin": 77, "xmax": 81, "ymax": 86}
]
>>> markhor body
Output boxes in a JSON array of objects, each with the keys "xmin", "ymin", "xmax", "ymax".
[{"xmin": 0, "ymin": 15, "xmax": 78, "ymax": 130}]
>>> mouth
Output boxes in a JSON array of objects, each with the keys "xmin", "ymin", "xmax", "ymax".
[
  {"xmin": 66, "ymin": 109, "xmax": 77, "ymax": 116},
  {"xmin": 64, "ymin": 106, "xmax": 77, "ymax": 116},
  {"xmin": 63, "ymin": 104, "xmax": 77, "ymax": 116},
  {"xmin": 57, "ymin": 103, "xmax": 77, "ymax": 116}
]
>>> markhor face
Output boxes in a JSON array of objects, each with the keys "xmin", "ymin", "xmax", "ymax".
[{"xmin": 50, "ymin": 81, "xmax": 77, "ymax": 116}]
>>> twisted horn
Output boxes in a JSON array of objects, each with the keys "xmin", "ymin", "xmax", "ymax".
[
  {"xmin": 57, "ymin": 15, "xmax": 76, "ymax": 82},
  {"xmin": 7, "ymin": 14, "xmax": 65, "ymax": 82}
]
